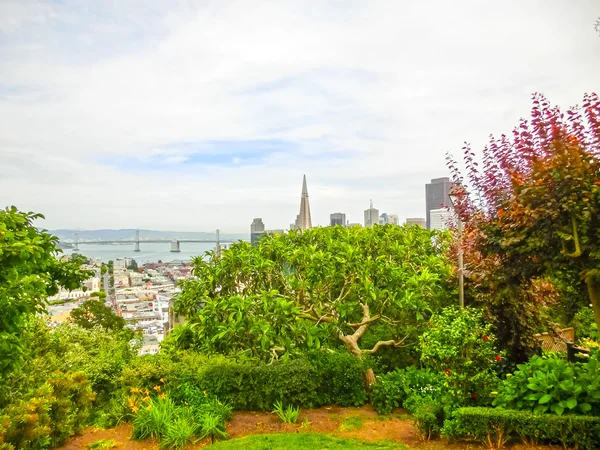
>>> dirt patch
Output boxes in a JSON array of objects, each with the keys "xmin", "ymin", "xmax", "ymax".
[
  {"xmin": 59, "ymin": 423, "xmax": 158, "ymax": 450},
  {"xmin": 61, "ymin": 405, "xmax": 552, "ymax": 449}
]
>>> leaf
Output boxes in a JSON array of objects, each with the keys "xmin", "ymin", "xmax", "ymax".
[
  {"xmin": 579, "ymin": 402, "xmax": 592, "ymax": 413},
  {"xmin": 527, "ymin": 383, "xmax": 539, "ymax": 391},
  {"xmin": 538, "ymin": 394, "xmax": 553, "ymax": 404},
  {"xmin": 552, "ymin": 404, "xmax": 565, "ymax": 416},
  {"xmin": 534, "ymin": 405, "xmax": 549, "ymax": 414},
  {"xmin": 559, "ymin": 379, "xmax": 574, "ymax": 390},
  {"xmin": 566, "ymin": 397, "xmax": 577, "ymax": 409}
]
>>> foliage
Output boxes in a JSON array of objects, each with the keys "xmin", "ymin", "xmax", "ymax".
[
  {"xmin": 70, "ymin": 299, "xmax": 126, "ymax": 332},
  {"xmin": 176, "ymin": 225, "xmax": 453, "ymax": 368},
  {"xmin": 340, "ymin": 416, "xmax": 363, "ymax": 431},
  {"xmin": 209, "ymin": 433, "xmax": 408, "ymax": 449},
  {"xmin": 572, "ymin": 306, "xmax": 600, "ymax": 342},
  {"xmin": 372, "ymin": 367, "xmax": 442, "ymax": 414},
  {"xmin": 123, "ymin": 350, "xmax": 367, "ymax": 411},
  {"xmin": 0, "ymin": 206, "xmax": 91, "ymax": 378},
  {"xmin": 443, "ymin": 407, "xmax": 600, "ymax": 449},
  {"xmin": 196, "ymin": 412, "xmax": 228, "ymax": 444},
  {"xmin": 420, "ymin": 307, "xmax": 501, "ymax": 406},
  {"xmin": 493, "ymin": 353, "xmax": 600, "ymax": 415},
  {"xmin": 0, "ymin": 371, "xmax": 94, "ymax": 449},
  {"xmin": 272, "ymin": 400, "xmax": 300, "ymax": 423},
  {"xmin": 447, "ymin": 93, "xmax": 600, "ymax": 363},
  {"xmin": 132, "ymin": 396, "xmax": 177, "ymax": 440},
  {"xmin": 404, "ymin": 394, "xmax": 444, "ymax": 441}
]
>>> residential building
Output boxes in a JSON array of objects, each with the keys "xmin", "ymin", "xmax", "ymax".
[
  {"xmin": 294, "ymin": 175, "xmax": 313, "ymax": 230},
  {"xmin": 426, "ymin": 177, "xmax": 453, "ymax": 229},
  {"xmin": 114, "ymin": 259, "xmax": 127, "ymax": 270},
  {"xmin": 388, "ymin": 214, "xmax": 400, "ymax": 225},
  {"xmin": 364, "ymin": 200, "xmax": 379, "ymax": 227},
  {"xmin": 429, "ymin": 208, "xmax": 452, "ymax": 231},
  {"xmin": 129, "ymin": 272, "xmax": 144, "ymax": 287},
  {"xmin": 406, "ymin": 217, "xmax": 426, "ymax": 228},
  {"xmin": 330, "ymin": 212, "xmax": 346, "ymax": 227},
  {"xmin": 83, "ymin": 277, "xmax": 101, "ymax": 292}
]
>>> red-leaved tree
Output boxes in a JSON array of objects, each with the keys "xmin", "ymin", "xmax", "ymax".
[{"xmin": 447, "ymin": 93, "xmax": 600, "ymax": 362}]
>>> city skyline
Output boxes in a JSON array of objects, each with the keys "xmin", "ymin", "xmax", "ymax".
[{"xmin": 2, "ymin": 1, "xmax": 599, "ymax": 232}]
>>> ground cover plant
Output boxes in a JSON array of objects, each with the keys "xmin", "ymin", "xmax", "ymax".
[{"xmin": 208, "ymin": 433, "xmax": 408, "ymax": 449}]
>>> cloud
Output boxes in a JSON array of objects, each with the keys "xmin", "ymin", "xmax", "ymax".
[{"xmin": 1, "ymin": 0, "xmax": 599, "ymax": 232}]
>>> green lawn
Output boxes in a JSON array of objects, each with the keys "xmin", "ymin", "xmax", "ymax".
[{"xmin": 210, "ymin": 433, "xmax": 408, "ymax": 449}]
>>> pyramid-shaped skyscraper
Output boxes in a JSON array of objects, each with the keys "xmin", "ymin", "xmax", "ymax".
[{"xmin": 294, "ymin": 174, "xmax": 312, "ymax": 230}]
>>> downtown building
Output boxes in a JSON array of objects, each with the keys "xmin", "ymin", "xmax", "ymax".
[
  {"xmin": 293, "ymin": 175, "xmax": 313, "ymax": 230},
  {"xmin": 425, "ymin": 177, "xmax": 453, "ymax": 229},
  {"xmin": 364, "ymin": 200, "xmax": 379, "ymax": 227},
  {"xmin": 330, "ymin": 212, "xmax": 346, "ymax": 227}
]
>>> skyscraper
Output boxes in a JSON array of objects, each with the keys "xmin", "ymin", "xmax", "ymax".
[
  {"xmin": 364, "ymin": 200, "xmax": 379, "ymax": 227},
  {"xmin": 294, "ymin": 175, "xmax": 313, "ymax": 230},
  {"xmin": 330, "ymin": 212, "xmax": 346, "ymax": 227},
  {"xmin": 388, "ymin": 214, "xmax": 400, "ymax": 225},
  {"xmin": 426, "ymin": 177, "xmax": 453, "ymax": 229},
  {"xmin": 379, "ymin": 213, "xmax": 389, "ymax": 225},
  {"xmin": 250, "ymin": 218, "xmax": 265, "ymax": 245}
]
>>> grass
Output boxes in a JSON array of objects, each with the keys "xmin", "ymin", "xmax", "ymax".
[
  {"xmin": 209, "ymin": 433, "xmax": 408, "ymax": 449},
  {"xmin": 86, "ymin": 440, "xmax": 117, "ymax": 449},
  {"xmin": 340, "ymin": 416, "xmax": 364, "ymax": 431}
]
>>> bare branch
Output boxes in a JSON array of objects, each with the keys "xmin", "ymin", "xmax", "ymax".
[
  {"xmin": 363, "ymin": 335, "xmax": 410, "ymax": 354},
  {"xmin": 348, "ymin": 314, "xmax": 381, "ymax": 327}
]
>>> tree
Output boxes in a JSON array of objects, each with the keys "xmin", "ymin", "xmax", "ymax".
[
  {"xmin": 447, "ymin": 93, "xmax": 600, "ymax": 359},
  {"xmin": 0, "ymin": 207, "xmax": 91, "ymax": 378},
  {"xmin": 127, "ymin": 259, "xmax": 138, "ymax": 271},
  {"xmin": 70, "ymin": 299, "xmax": 126, "ymax": 332},
  {"xmin": 101, "ymin": 264, "xmax": 107, "ymax": 276},
  {"xmin": 176, "ymin": 224, "xmax": 453, "ymax": 384}
]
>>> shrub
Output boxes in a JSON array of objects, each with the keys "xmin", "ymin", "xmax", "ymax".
[
  {"xmin": 493, "ymin": 353, "xmax": 600, "ymax": 415},
  {"xmin": 443, "ymin": 407, "xmax": 600, "ymax": 449},
  {"xmin": 132, "ymin": 396, "xmax": 177, "ymax": 440},
  {"xmin": 404, "ymin": 394, "xmax": 444, "ymax": 441},
  {"xmin": 125, "ymin": 351, "xmax": 366, "ymax": 411},
  {"xmin": 372, "ymin": 366, "xmax": 442, "ymax": 414},
  {"xmin": 420, "ymin": 307, "xmax": 501, "ymax": 407},
  {"xmin": 0, "ymin": 372, "xmax": 94, "ymax": 449},
  {"xmin": 572, "ymin": 307, "xmax": 600, "ymax": 343}
]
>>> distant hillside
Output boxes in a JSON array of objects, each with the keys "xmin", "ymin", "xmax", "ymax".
[{"xmin": 49, "ymin": 228, "xmax": 248, "ymax": 242}]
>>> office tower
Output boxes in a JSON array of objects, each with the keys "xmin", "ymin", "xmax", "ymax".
[
  {"xmin": 294, "ymin": 175, "xmax": 313, "ymax": 230},
  {"xmin": 250, "ymin": 218, "xmax": 265, "ymax": 245},
  {"xmin": 406, "ymin": 217, "xmax": 426, "ymax": 228},
  {"xmin": 426, "ymin": 177, "xmax": 453, "ymax": 229},
  {"xmin": 429, "ymin": 208, "xmax": 452, "ymax": 230},
  {"xmin": 364, "ymin": 200, "xmax": 379, "ymax": 227},
  {"xmin": 330, "ymin": 212, "xmax": 346, "ymax": 227},
  {"xmin": 388, "ymin": 214, "xmax": 400, "ymax": 225},
  {"xmin": 379, "ymin": 213, "xmax": 389, "ymax": 225}
]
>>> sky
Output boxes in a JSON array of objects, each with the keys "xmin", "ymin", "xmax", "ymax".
[{"xmin": 1, "ymin": 0, "xmax": 599, "ymax": 233}]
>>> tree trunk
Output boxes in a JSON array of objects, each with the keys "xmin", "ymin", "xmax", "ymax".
[
  {"xmin": 585, "ymin": 275, "xmax": 600, "ymax": 332},
  {"xmin": 363, "ymin": 368, "xmax": 376, "ymax": 388}
]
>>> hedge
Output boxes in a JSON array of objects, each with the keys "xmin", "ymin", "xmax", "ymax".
[
  {"xmin": 443, "ymin": 407, "xmax": 600, "ymax": 450},
  {"xmin": 122, "ymin": 350, "xmax": 367, "ymax": 411}
]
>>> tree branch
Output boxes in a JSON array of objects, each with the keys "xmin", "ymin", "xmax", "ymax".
[
  {"xmin": 347, "ymin": 314, "xmax": 380, "ymax": 327},
  {"xmin": 363, "ymin": 335, "xmax": 409, "ymax": 354}
]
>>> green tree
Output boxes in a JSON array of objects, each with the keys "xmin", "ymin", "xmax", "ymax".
[
  {"xmin": 101, "ymin": 263, "xmax": 107, "ymax": 275},
  {"xmin": 127, "ymin": 259, "xmax": 138, "ymax": 271},
  {"xmin": 176, "ymin": 224, "xmax": 453, "ymax": 384},
  {"xmin": 70, "ymin": 299, "xmax": 126, "ymax": 332},
  {"xmin": 0, "ymin": 207, "xmax": 91, "ymax": 378}
]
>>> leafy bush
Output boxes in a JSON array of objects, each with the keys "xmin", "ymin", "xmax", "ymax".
[
  {"xmin": 372, "ymin": 366, "xmax": 442, "ymax": 414},
  {"xmin": 493, "ymin": 353, "xmax": 600, "ymax": 415},
  {"xmin": 0, "ymin": 371, "xmax": 94, "ymax": 449},
  {"xmin": 420, "ymin": 307, "xmax": 501, "ymax": 407},
  {"xmin": 124, "ymin": 351, "xmax": 366, "ymax": 411},
  {"xmin": 572, "ymin": 307, "xmax": 600, "ymax": 343},
  {"xmin": 443, "ymin": 407, "xmax": 600, "ymax": 449},
  {"xmin": 132, "ymin": 396, "xmax": 177, "ymax": 440},
  {"xmin": 404, "ymin": 394, "xmax": 443, "ymax": 441},
  {"xmin": 272, "ymin": 400, "xmax": 300, "ymax": 423}
]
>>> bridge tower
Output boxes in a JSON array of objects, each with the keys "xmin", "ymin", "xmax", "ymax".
[
  {"xmin": 215, "ymin": 229, "xmax": 221, "ymax": 258},
  {"xmin": 170, "ymin": 240, "xmax": 181, "ymax": 253},
  {"xmin": 74, "ymin": 232, "xmax": 79, "ymax": 251},
  {"xmin": 134, "ymin": 230, "xmax": 141, "ymax": 252}
]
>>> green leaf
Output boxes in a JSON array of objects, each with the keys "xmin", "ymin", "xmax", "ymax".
[
  {"xmin": 552, "ymin": 404, "xmax": 565, "ymax": 415},
  {"xmin": 566, "ymin": 397, "xmax": 577, "ymax": 409},
  {"xmin": 559, "ymin": 379, "xmax": 574, "ymax": 390},
  {"xmin": 538, "ymin": 394, "xmax": 553, "ymax": 404},
  {"xmin": 534, "ymin": 405, "xmax": 549, "ymax": 414},
  {"xmin": 579, "ymin": 402, "xmax": 592, "ymax": 413}
]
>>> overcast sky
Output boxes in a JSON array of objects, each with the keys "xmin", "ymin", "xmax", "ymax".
[{"xmin": 1, "ymin": 0, "xmax": 599, "ymax": 233}]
